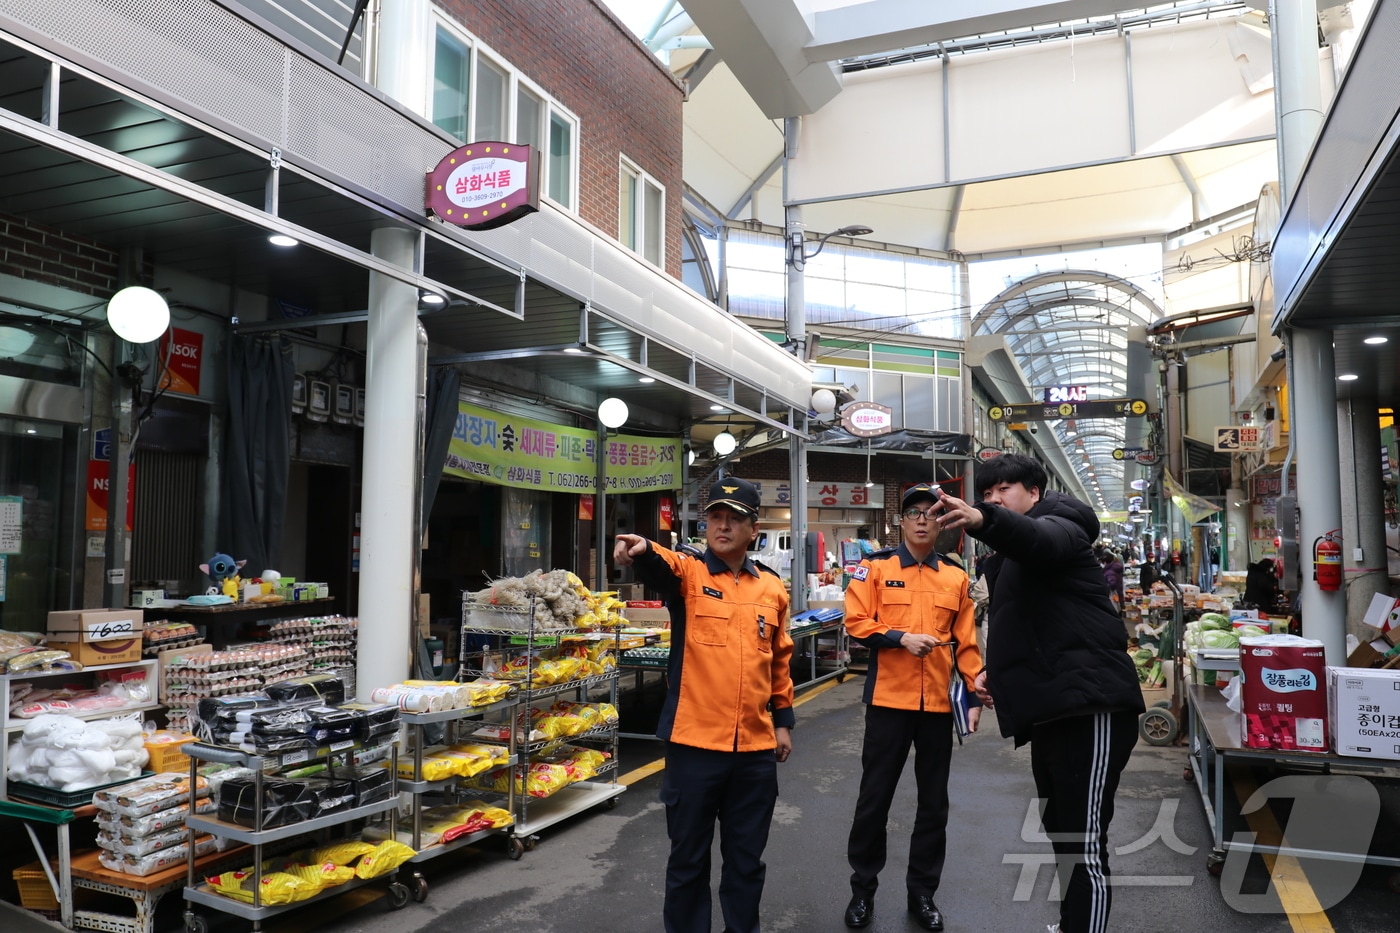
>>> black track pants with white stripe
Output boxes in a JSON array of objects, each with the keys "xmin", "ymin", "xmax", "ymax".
[{"xmin": 1029, "ymin": 709, "xmax": 1140, "ymax": 933}]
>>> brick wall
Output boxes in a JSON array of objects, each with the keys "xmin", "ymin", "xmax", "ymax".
[
  {"xmin": 439, "ymin": 0, "xmax": 686, "ymax": 279},
  {"xmin": 0, "ymin": 210, "xmax": 118, "ymax": 297}
]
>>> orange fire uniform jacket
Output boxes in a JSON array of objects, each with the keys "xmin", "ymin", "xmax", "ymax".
[
  {"xmin": 844, "ymin": 545, "xmax": 982, "ymax": 711},
  {"xmin": 633, "ymin": 541, "xmax": 795, "ymax": 751}
]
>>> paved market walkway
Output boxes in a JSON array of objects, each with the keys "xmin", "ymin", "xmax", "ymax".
[{"xmin": 57, "ymin": 677, "xmax": 1400, "ymax": 933}]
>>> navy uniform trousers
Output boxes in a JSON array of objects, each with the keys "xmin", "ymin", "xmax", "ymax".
[
  {"xmin": 847, "ymin": 703, "xmax": 955, "ymax": 899},
  {"xmin": 660, "ymin": 741, "xmax": 779, "ymax": 933}
]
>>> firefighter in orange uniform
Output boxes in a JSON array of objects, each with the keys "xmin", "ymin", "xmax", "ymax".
[
  {"xmin": 614, "ymin": 476, "xmax": 794, "ymax": 933},
  {"xmin": 841, "ymin": 483, "xmax": 982, "ymax": 932}
]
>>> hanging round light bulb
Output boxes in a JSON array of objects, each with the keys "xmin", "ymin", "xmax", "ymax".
[
  {"xmin": 598, "ymin": 397, "xmax": 629, "ymax": 429},
  {"xmin": 713, "ymin": 430, "xmax": 737, "ymax": 456},
  {"xmin": 811, "ymin": 388, "xmax": 837, "ymax": 415},
  {"xmin": 106, "ymin": 286, "xmax": 171, "ymax": 343}
]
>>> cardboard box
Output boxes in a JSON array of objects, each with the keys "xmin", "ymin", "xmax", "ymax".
[
  {"xmin": 623, "ymin": 607, "xmax": 671, "ymax": 625},
  {"xmin": 1239, "ymin": 636, "xmax": 1329, "ymax": 752},
  {"xmin": 47, "ymin": 608, "xmax": 144, "ymax": 667},
  {"xmin": 1347, "ymin": 641, "xmax": 1389, "ymax": 670},
  {"xmin": 47, "ymin": 608, "xmax": 143, "ymax": 641},
  {"xmin": 1327, "ymin": 666, "xmax": 1400, "ymax": 760},
  {"xmin": 45, "ymin": 636, "xmax": 141, "ymax": 666}
]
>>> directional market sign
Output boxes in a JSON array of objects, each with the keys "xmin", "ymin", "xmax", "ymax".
[
  {"xmin": 987, "ymin": 398, "xmax": 1148, "ymax": 423},
  {"xmin": 1112, "ymin": 447, "xmax": 1161, "ymax": 464}
]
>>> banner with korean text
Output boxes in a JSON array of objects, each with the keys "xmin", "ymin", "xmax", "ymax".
[{"xmin": 445, "ymin": 401, "xmax": 681, "ymax": 493}]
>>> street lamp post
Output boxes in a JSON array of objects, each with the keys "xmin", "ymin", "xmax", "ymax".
[
  {"xmin": 596, "ymin": 397, "xmax": 629, "ymax": 592},
  {"xmin": 781, "ymin": 128, "xmax": 872, "ymax": 608},
  {"xmin": 103, "ymin": 284, "xmax": 170, "ymax": 609}
]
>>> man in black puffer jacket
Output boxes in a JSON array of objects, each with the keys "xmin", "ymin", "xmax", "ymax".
[{"xmin": 929, "ymin": 454, "xmax": 1143, "ymax": 933}]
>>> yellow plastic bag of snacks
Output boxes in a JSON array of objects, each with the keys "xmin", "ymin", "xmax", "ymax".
[
  {"xmin": 207, "ymin": 870, "xmax": 315, "ymax": 905},
  {"xmin": 308, "ymin": 841, "xmax": 376, "ymax": 866},
  {"xmin": 354, "ymin": 840, "xmax": 416, "ymax": 879}
]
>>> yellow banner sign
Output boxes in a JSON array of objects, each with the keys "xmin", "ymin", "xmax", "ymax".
[{"xmin": 445, "ymin": 401, "xmax": 681, "ymax": 493}]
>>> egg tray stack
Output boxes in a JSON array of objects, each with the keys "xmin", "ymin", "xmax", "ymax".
[
  {"xmin": 164, "ymin": 648, "xmax": 265, "ymax": 721},
  {"xmin": 142, "ymin": 622, "xmax": 204, "ymax": 656},
  {"xmin": 163, "ymin": 645, "xmax": 313, "ymax": 730},
  {"xmin": 267, "ymin": 615, "xmax": 358, "ymax": 678}
]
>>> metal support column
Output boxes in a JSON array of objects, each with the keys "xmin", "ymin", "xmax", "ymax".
[
  {"xmin": 358, "ymin": 227, "xmax": 420, "ymax": 697},
  {"xmin": 1291, "ymin": 326, "xmax": 1345, "ymax": 664},
  {"xmin": 1339, "ymin": 394, "xmax": 1387, "ymax": 639}
]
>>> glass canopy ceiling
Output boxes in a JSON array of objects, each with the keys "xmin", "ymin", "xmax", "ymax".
[{"xmin": 974, "ymin": 271, "xmax": 1161, "ymax": 512}]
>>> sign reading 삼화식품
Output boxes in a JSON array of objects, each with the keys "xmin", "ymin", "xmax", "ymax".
[{"xmin": 444, "ymin": 401, "xmax": 681, "ymax": 493}]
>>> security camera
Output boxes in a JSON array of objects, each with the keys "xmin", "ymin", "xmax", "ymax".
[
  {"xmin": 1029, "ymin": 426, "xmax": 1038, "ymax": 434},
  {"xmin": 1270, "ymin": 347, "xmax": 1287, "ymax": 363}
]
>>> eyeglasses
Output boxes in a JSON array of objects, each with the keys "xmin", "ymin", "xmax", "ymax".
[{"xmin": 901, "ymin": 506, "xmax": 939, "ymax": 521}]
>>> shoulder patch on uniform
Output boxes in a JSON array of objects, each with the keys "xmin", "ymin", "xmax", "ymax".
[
  {"xmin": 852, "ymin": 566, "xmax": 869, "ymax": 581},
  {"xmin": 702, "ymin": 586, "xmax": 724, "ymax": 599},
  {"xmin": 884, "ymin": 579, "xmax": 906, "ymax": 588}
]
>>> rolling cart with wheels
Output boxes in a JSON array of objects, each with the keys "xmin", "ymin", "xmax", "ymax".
[
  {"xmin": 459, "ymin": 596, "xmax": 626, "ymax": 854},
  {"xmin": 179, "ymin": 741, "xmax": 403, "ymax": 931},
  {"xmin": 395, "ymin": 695, "xmax": 521, "ymax": 893},
  {"xmin": 1137, "ymin": 576, "xmax": 1184, "ymax": 746}
]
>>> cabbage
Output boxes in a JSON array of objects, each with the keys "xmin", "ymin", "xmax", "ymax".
[
  {"xmin": 1133, "ymin": 647, "xmax": 1155, "ymax": 665},
  {"xmin": 1235, "ymin": 624, "xmax": 1268, "ymax": 640},
  {"xmin": 1200, "ymin": 629, "xmax": 1239, "ymax": 649},
  {"xmin": 1198, "ymin": 613, "xmax": 1232, "ymax": 631}
]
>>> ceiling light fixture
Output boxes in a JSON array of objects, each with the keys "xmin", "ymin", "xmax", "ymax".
[
  {"xmin": 106, "ymin": 286, "xmax": 171, "ymax": 344},
  {"xmin": 563, "ymin": 346, "xmax": 585, "ymax": 354},
  {"xmin": 1338, "ymin": 373, "xmax": 1359, "ymax": 381},
  {"xmin": 710, "ymin": 404, "xmax": 727, "ymax": 412},
  {"xmin": 713, "ymin": 430, "xmax": 737, "ymax": 457},
  {"xmin": 638, "ymin": 376, "xmax": 655, "ymax": 384},
  {"xmin": 268, "ymin": 233, "xmax": 298, "ymax": 247},
  {"xmin": 1364, "ymin": 336, "xmax": 1388, "ymax": 345},
  {"xmin": 597, "ymin": 397, "xmax": 629, "ymax": 429},
  {"xmin": 418, "ymin": 290, "xmax": 446, "ymax": 307}
]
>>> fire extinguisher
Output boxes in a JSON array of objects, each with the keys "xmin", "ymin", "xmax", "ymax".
[{"xmin": 1313, "ymin": 530, "xmax": 1343, "ymax": 591}]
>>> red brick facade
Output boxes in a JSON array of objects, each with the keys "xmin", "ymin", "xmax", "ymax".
[
  {"xmin": 438, "ymin": 0, "xmax": 686, "ymax": 279},
  {"xmin": 0, "ymin": 210, "xmax": 118, "ymax": 297}
]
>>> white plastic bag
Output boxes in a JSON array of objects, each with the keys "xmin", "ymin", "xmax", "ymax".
[{"xmin": 1221, "ymin": 673, "xmax": 1244, "ymax": 713}]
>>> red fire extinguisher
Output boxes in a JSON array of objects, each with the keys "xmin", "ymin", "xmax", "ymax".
[{"xmin": 1313, "ymin": 530, "xmax": 1343, "ymax": 591}]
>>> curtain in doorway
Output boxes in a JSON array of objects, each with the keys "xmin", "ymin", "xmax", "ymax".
[
  {"xmin": 221, "ymin": 334, "xmax": 294, "ymax": 575},
  {"xmin": 421, "ymin": 365, "xmax": 460, "ymax": 534}
]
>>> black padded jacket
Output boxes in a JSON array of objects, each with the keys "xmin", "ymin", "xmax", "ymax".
[{"xmin": 972, "ymin": 490, "xmax": 1145, "ymax": 746}]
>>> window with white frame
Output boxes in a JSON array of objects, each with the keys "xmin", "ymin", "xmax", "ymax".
[
  {"xmin": 619, "ymin": 157, "xmax": 664, "ymax": 266},
  {"xmin": 430, "ymin": 17, "xmax": 578, "ymax": 211}
]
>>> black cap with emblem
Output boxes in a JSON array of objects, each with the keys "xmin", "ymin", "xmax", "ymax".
[
  {"xmin": 901, "ymin": 483, "xmax": 942, "ymax": 510},
  {"xmin": 706, "ymin": 477, "xmax": 760, "ymax": 517}
]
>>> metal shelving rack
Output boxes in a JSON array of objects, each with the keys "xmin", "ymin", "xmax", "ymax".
[
  {"xmin": 2, "ymin": 658, "xmax": 161, "ymax": 801},
  {"xmin": 458, "ymin": 596, "xmax": 625, "ymax": 853},
  {"xmin": 396, "ymin": 694, "xmax": 521, "ymax": 871},
  {"xmin": 179, "ymin": 740, "xmax": 403, "ymax": 932}
]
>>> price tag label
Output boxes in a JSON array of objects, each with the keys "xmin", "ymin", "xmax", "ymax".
[
  {"xmin": 282, "ymin": 750, "xmax": 309, "ymax": 765},
  {"xmin": 330, "ymin": 740, "xmax": 355, "ymax": 752}
]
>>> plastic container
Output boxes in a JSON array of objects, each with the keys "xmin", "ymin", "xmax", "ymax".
[
  {"xmin": 13, "ymin": 861, "xmax": 59, "ymax": 911},
  {"xmin": 143, "ymin": 733, "xmax": 197, "ymax": 774}
]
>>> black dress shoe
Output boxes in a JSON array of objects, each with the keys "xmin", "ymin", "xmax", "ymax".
[
  {"xmin": 843, "ymin": 895, "xmax": 874, "ymax": 928},
  {"xmin": 907, "ymin": 894, "xmax": 944, "ymax": 931}
]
